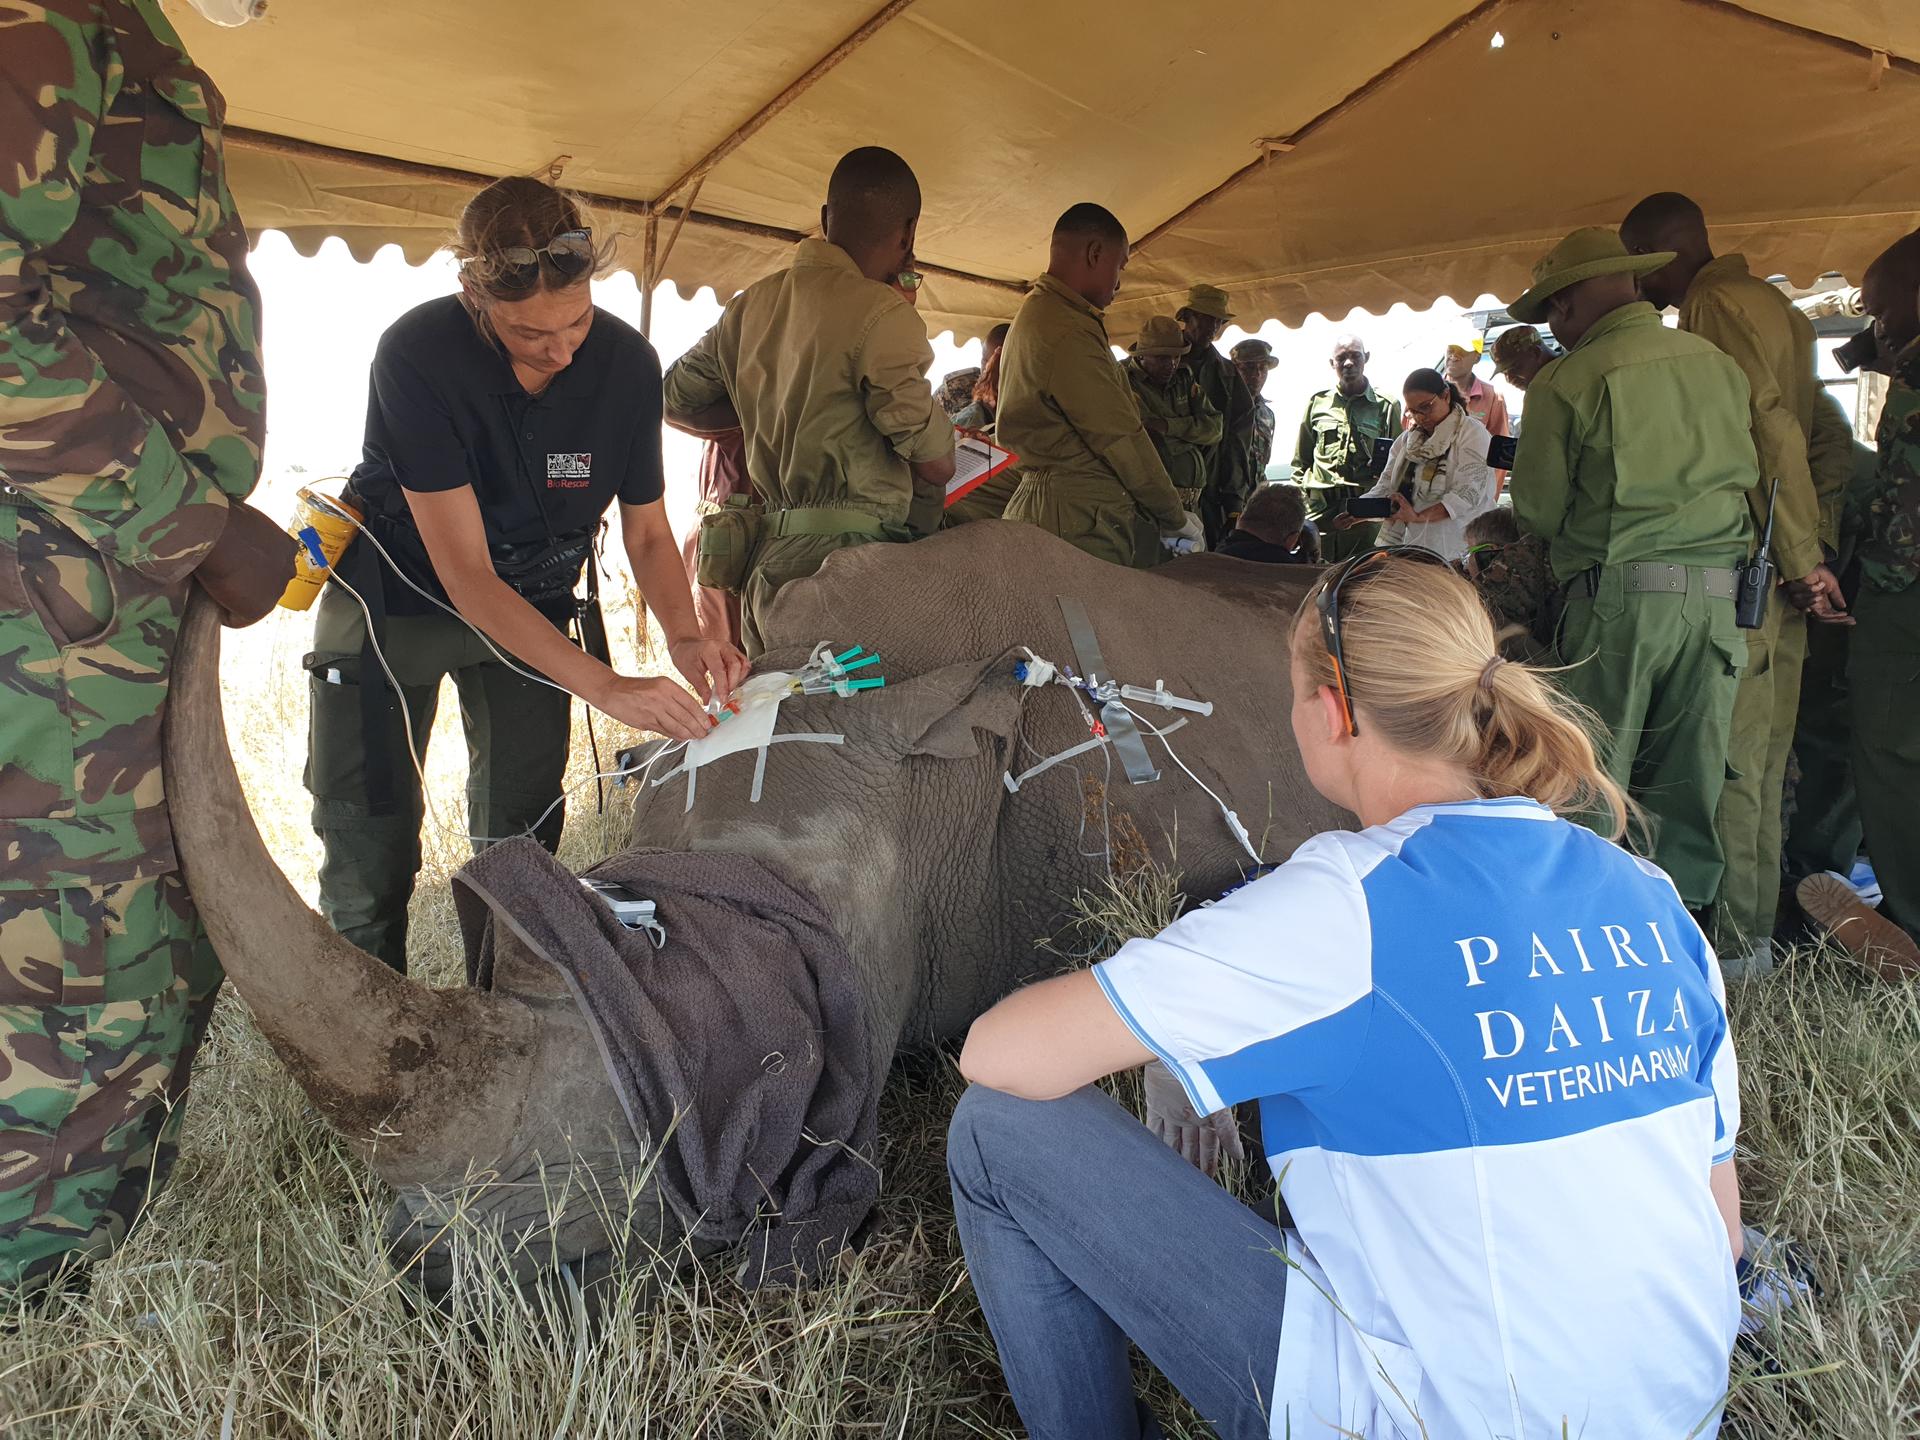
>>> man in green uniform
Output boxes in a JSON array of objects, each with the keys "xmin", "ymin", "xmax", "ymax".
[
  {"xmin": 1622, "ymin": 192, "xmax": 1855, "ymax": 970},
  {"xmin": 1, "ymin": 0, "xmax": 292, "ymax": 1294},
  {"xmin": 1124, "ymin": 315, "xmax": 1222, "ymax": 541},
  {"xmin": 663, "ymin": 147, "xmax": 955, "ymax": 654},
  {"xmin": 1508, "ymin": 228, "xmax": 1758, "ymax": 911},
  {"xmin": 1292, "ymin": 334, "xmax": 1403, "ymax": 564},
  {"xmin": 1231, "ymin": 337, "xmax": 1280, "ymax": 489},
  {"xmin": 1174, "ymin": 285, "xmax": 1255, "ymax": 548},
  {"xmin": 1784, "ymin": 397, "xmax": 1877, "ymax": 886},
  {"xmin": 999, "ymin": 204, "xmax": 1199, "ymax": 568},
  {"xmin": 1800, "ymin": 231, "xmax": 1920, "ymax": 951}
]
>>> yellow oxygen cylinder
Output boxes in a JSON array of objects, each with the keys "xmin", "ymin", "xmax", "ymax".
[{"xmin": 278, "ymin": 486, "xmax": 363, "ymax": 611}]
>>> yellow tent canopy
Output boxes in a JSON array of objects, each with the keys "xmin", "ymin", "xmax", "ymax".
[{"xmin": 184, "ymin": 0, "xmax": 1920, "ymax": 339}]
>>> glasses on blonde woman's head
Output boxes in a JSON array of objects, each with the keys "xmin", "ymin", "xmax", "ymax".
[{"xmin": 1313, "ymin": 546, "xmax": 1451, "ymax": 736}]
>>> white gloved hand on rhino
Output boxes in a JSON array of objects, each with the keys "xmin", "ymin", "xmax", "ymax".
[{"xmin": 1143, "ymin": 1059, "xmax": 1245, "ymax": 1177}]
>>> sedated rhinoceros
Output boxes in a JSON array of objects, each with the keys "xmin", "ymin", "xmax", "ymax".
[{"xmin": 166, "ymin": 521, "xmax": 1346, "ymax": 1290}]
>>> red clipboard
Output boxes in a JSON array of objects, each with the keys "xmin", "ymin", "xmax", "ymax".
[{"xmin": 946, "ymin": 427, "xmax": 1020, "ymax": 508}]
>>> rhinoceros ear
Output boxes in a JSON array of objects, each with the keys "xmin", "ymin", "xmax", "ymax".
[{"xmin": 862, "ymin": 651, "xmax": 1029, "ymax": 763}]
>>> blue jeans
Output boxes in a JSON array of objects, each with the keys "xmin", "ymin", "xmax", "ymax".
[{"xmin": 947, "ymin": 1084, "xmax": 1287, "ymax": 1440}]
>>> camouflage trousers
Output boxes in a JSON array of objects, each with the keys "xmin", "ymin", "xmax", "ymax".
[
  {"xmin": 0, "ymin": 503, "xmax": 220, "ymax": 1294},
  {"xmin": 0, "ymin": 873, "xmax": 220, "ymax": 1294}
]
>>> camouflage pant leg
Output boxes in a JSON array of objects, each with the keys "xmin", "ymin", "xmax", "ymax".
[{"xmin": 0, "ymin": 873, "xmax": 221, "ymax": 1295}]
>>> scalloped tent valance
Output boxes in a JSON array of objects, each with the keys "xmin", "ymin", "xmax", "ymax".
[{"xmin": 180, "ymin": 0, "xmax": 1920, "ymax": 342}]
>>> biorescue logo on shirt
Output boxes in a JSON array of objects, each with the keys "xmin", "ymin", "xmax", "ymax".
[{"xmin": 547, "ymin": 453, "xmax": 592, "ymax": 488}]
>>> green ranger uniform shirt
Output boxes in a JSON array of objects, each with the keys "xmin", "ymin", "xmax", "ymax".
[
  {"xmin": 1245, "ymin": 396, "xmax": 1276, "ymax": 485},
  {"xmin": 1291, "ymin": 386, "xmax": 1404, "ymax": 497},
  {"xmin": 1184, "ymin": 344, "xmax": 1255, "ymax": 512},
  {"xmin": 1855, "ymin": 354, "xmax": 1920, "ymax": 594},
  {"xmin": 1511, "ymin": 302, "xmax": 1757, "ymax": 581},
  {"xmin": 662, "ymin": 238, "xmax": 953, "ymax": 535},
  {"xmin": 997, "ymin": 274, "xmax": 1186, "ymax": 560},
  {"xmin": 1124, "ymin": 358, "xmax": 1223, "ymax": 503},
  {"xmin": 1677, "ymin": 254, "xmax": 1854, "ymax": 582},
  {"xmin": 1, "ymin": 0, "xmax": 265, "ymax": 889}
]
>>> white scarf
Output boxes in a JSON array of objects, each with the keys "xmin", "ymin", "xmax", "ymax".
[
  {"xmin": 1405, "ymin": 401, "xmax": 1465, "ymax": 464},
  {"xmin": 182, "ymin": 0, "xmax": 265, "ymax": 26}
]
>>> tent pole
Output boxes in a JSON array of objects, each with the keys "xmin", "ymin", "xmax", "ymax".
[
  {"xmin": 654, "ymin": 176, "xmax": 705, "ymax": 286},
  {"xmin": 640, "ymin": 210, "xmax": 658, "ymax": 335},
  {"xmin": 646, "ymin": 0, "xmax": 921, "ymax": 212}
]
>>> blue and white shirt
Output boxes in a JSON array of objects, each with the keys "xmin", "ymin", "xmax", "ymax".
[{"xmin": 1095, "ymin": 798, "xmax": 1740, "ymax": 1440}]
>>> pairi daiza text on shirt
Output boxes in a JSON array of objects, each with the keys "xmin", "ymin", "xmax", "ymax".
[{"xmin": 1453, "ymin": 919, "xmax": 1704, "ymax": 1110}]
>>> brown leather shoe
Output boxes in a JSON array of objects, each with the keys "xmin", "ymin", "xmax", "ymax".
[{"xmin": 1796, "ymin": 873, "xmax": 1920, "ymax": 980}]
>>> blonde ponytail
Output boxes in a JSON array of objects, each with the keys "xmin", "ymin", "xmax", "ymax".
[{"xmin": 1293, "ymin": 558, "xmax": 1632, "ymax": 839}]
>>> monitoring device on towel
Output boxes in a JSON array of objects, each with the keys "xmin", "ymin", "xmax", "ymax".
[
  {"xmin": 1734, "ymin": 473, "xmax": 1782, "ymax": 631},
  {"xmin": 580, "ymin": 878, "xmax": 667, "ymax": 948}
]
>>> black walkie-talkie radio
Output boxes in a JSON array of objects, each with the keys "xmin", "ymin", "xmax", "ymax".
[{"xmin": 1734, "ymin": 473, "xmax": 1782, "ymax": 630}]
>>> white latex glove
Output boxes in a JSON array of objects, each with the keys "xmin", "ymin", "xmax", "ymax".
[
  {"xmin": 1143, "ymin": 1060, "xmax": 1245, "ymax": 1177},
  {"xmin": 1161, "ymin": 512, "xmax": 1206, "ymax": 548}
]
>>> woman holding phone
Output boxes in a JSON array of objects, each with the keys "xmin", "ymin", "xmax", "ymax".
[{"xmin": 1335, "ymin": 367, "xmax": 1496, "ymax": 561}]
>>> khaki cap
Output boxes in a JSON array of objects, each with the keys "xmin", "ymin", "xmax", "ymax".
[
  {"xmin": 1509, "ymin": 227, "xmax": 1675, "ymax": 324},
  {"xmin": 1230, "ymin": 337, "xmax": 1279, "ymax": 369},
  {"xmin": 1130, "ymin": 314, "xmax": 1191, "ymax": 357},
  {"xmin": 1177, "ymin": 283, "xmax": 1235, "ymax": 321}
]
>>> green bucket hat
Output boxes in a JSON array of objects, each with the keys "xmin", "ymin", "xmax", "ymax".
[
  {"xmin": 1130, "ymin": 314, "xmax": 1191, "ymax": 358},
  {"xmin": 1508, "ymin": 227, "xmax": 1675, "ymax": 325},
  {"xmin": 1178, "ymin": 283, "xmax": 1235, "ymax": 322},
  {"xmin": 1230, "ymin": 337, "xmax": 1279, "ymax": 369}
]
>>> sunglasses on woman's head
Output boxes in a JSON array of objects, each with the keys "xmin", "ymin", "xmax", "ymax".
[
  {"xmin": 488, "ymin": 228, "xmax": 595, "ymax": 291},
  {"xmin": 1313, "ymin": 546, "xmax": 1450, "ymax": 737}
]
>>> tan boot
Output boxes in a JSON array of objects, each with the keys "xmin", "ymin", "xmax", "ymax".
[{"xmin": 1796, "ymin": 873, "xmax": 1920, "ymax": 980}]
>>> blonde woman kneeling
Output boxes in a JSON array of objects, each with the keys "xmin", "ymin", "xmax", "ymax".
[{"xmin": 949, "ymin": 549, "xmax": 1743, "ymax": 1440}]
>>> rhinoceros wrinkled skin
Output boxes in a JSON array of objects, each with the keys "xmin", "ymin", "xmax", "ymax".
[{"xmin": 167, "ymin": 521, "xmax": 1346, "ymax": 1290}]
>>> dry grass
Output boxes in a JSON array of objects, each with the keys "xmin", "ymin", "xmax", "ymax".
[{"xmin": 3, "ymin": 595, "xmax": 1918, "ymax": 1436}]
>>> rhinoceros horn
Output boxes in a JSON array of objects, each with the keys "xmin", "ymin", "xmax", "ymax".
[{"xmin": 163, "ymin": 594, "xmax": 542, "ymax": 1189}]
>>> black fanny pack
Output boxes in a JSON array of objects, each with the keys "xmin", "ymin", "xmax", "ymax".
[{"xmin": 489, "ymin": 527, "xmax": 593, "ymax": 606}]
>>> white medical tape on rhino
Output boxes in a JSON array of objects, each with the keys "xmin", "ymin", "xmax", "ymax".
[
  {"xmin": 653, "ymin": 669, "xmax": 845, "ymax": 811},
  {"xmin": 1003, "ymin": 718, "xmax": 1188, "ymax": 794}
]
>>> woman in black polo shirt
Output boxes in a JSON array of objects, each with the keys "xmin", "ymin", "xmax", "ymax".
[{"xmin": 306, "ymin": 176, "xmax": 745, "ymax": 973}]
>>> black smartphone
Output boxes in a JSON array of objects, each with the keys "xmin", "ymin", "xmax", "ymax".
[
  {"xmin": 1487, "ymin": 435, "xmax": 1518, "ymax": 470},
  {"xmin": 1368, "ymin": 434, "xmax": 1395, "ymax": 477},
  {"xmin": 1834, "ymin": 324, "xmax": 1880, "ymax": 375},
  {"xmin": 1346, "ymin": 495, "xmax": 1395, "ymax": 520}
]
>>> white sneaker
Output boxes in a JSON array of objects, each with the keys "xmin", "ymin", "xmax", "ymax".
[{"xmin": 1719, "ymin": 940, "xmax": 1775, "ymax": 981}]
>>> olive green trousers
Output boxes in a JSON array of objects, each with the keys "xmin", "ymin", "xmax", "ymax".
[
  {"xmin": 1783, "ymin": 610, "xmax": 1861, "ymax": 881},
  {"xmin": 304, "ymin": 584, "xmax": 571, "ymax": 973},
  {"xmin": 1555, "ymin": 568, "xmax": 1745, "ymax": 909},
  {"xmin": 1712, "ymin": 596, "xmax": 1808, "ymax": 953},
  {"xmin": 1849, "ymin": 582, "xmax": 1920, "ymax": 940},
  {"xmin": 1004, "ymin": 471, "xmax": 1159, "ymax": 570}
]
